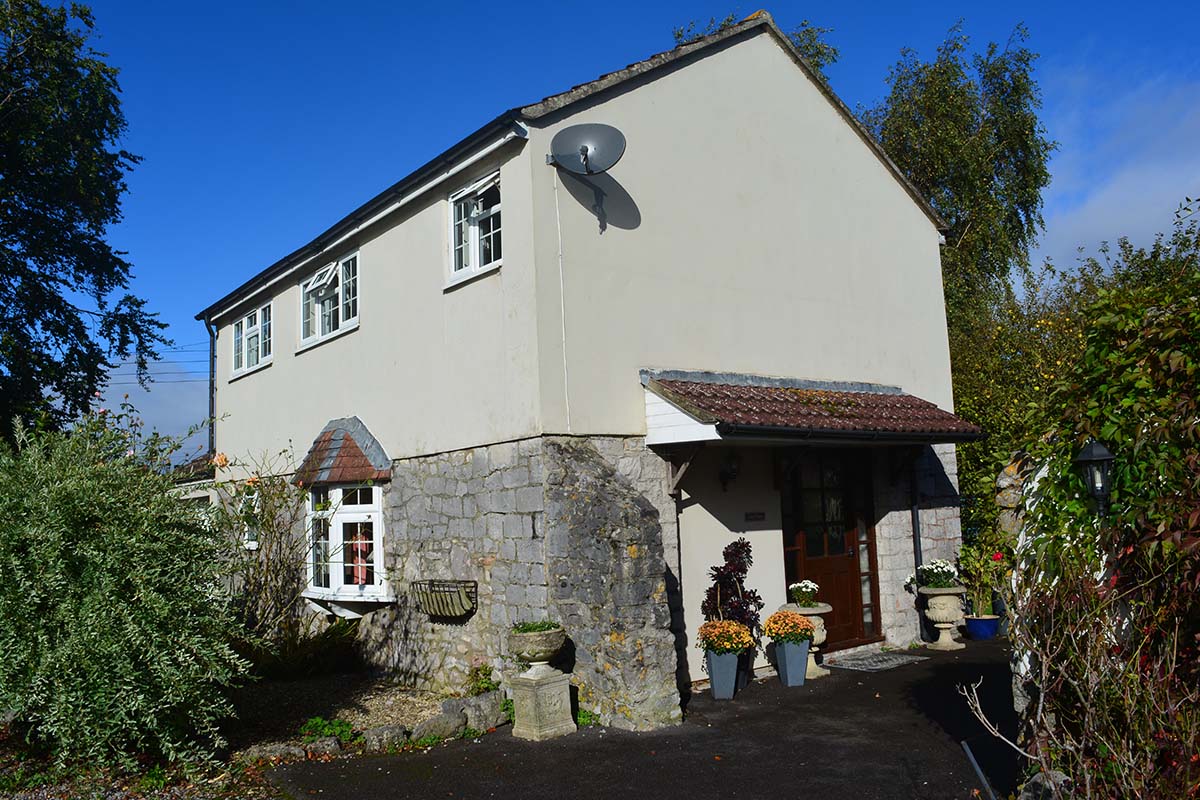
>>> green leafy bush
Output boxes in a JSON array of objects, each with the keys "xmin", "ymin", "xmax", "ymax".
[
  {"xmin": 464, "ymin": 662, "xmax": 500, "ymax": 696},
  {"xmin": 0, "ymin": 409, "xmax": 249, "ymax": 766},
  {"xmin": 575, "ymin": 708, "xmax": 600, "ymax": 727},
  {"xmin": 997, "ymin": 223, "xmax": 1200, "ymax": 796},
  {"xmin": 298, "ymin": 717, "xmax": 356, "ymax": 745}
]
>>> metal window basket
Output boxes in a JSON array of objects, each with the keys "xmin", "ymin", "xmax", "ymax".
[{"xmin": 410, "ymin": 579, "xmax": 478, "ymax": 619}]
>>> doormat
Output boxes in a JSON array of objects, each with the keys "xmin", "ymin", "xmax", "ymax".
[{"xmin": 823, "ymin": 651, "xmax": 928, "ymax": 672}]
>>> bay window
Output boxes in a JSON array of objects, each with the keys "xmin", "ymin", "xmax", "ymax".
[{"xmin": 305, "ymin": 484, "xmax": 385, "ymax": 598}]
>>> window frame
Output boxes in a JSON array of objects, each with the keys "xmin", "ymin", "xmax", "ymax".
[
  {"xmin": 446, "ymin": 172, "xmax": 502, "ymax": 286},
  {"xmin": 299, "ymin": 252, "xmax": 360, "ymax": 350},
  {"xmin": 302, "ymin": 484, "xmax": 387, "ymax": 600},
  {"xmin": 231, "ymin": 301, "xmax": 273, "ymax": 379}
]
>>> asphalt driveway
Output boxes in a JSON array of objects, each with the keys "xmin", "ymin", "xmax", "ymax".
[{"xmin": 272, "ymin": 640, "xmax": 1018, "ymax": 800}]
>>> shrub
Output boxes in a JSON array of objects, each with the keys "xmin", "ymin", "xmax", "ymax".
[
  {"xmin": 762, "ymin": 611, "xmax": 815, "ymax": 644},
  {"xmin": 298, "ymin": 717, "xmax": 355, "ymax": 745},
  {"xmin": 0, "ymin": 408, "xmax": 249, "ymax": 766},
  {"xmin": 700, "ymin": 538, "xmax": 764, "ymax": 636},
  {"xmin": 971, "ymin": 224, "xmax": 1200, "ymax": 797},
  {"xmin": 464, "ymin": 662, "xmax": 500, "ymax": 696}
]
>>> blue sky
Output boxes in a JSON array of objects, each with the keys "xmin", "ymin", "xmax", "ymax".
[{"xmin": 90, "ymin": 1, "xmax": 1200, "ymax": 443}]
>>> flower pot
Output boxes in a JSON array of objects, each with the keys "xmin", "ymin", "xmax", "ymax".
[
  {"xmin": 736, "ymin": 649, "xmax": 755, "ymax": 691},
  {"xmin": 918, "ymin": 586, "xmax": 966, "ymax": 651},
  {"xmin": 774, "ymin": 640, "xmax": 810, "ymax": 687},
  {"xmin": 965, "ymin": 614, "xmax": 1001, "ymax": 640},
  {"xmin": 507, "ymin": 626, "xmax": 566, "ymax": 666},
  {"xmin": 706, "ymin": 650, "xmax": 740, "ymax": 700}
]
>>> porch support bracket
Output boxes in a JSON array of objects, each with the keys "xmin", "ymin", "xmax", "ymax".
[{"xmin": 668, "ymin": 443, "xmax": 703, "ymax": 498}]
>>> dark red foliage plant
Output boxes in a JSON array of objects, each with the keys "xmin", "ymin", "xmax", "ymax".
[{"xmin": 700, "ymin": 538, "xmax": 765, "ymax": 637}]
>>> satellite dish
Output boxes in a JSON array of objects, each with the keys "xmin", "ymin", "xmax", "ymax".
[{"xmin": 547, "ymin": 123, "xmax": 626, "ymax": 175}]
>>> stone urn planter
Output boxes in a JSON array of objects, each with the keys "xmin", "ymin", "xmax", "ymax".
[
  {"xmin": 507, "ymin": 625, "xmax": 566, "ymax": 666},
  {"xmin": 919, "ymin": 586, "xmax": 966, "ymax": 650},
  {"xmin": 507, "ymin": 624, "xmax": 575, "ymax": 741},
  {"xmin": 780, "ymin": 602, "xmax": 832, "ymax": 679}
]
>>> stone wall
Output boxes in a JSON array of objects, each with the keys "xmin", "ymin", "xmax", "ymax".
[
  {"xmin": 543, "ymin": 439, "xmax": 682, "ymax": 729},
  {"xmin": 356, "ymin": 435, "xmax": 681, "ymax": 730},
  {"xmin": 873, "ymin": 444, "xmax": 964, "ymax": 645}
]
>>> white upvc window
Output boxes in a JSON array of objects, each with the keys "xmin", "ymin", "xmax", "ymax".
[
  {"xmin": 305, "ymin": 485, "xmax": 386, "ymax": 598},
  {"xmin": 448, "ymin": 172, "xmax": 502, "ymax": 280},
  {"xmin": 232, "ymin": 302, "xmax": 272, "ymax": 375},
  {"xmin": 300, "ymin": 253, "xmax": 359, "ymax": 345}
]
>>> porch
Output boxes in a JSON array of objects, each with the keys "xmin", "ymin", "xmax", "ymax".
[{"xmin": 642, "ymin": 369, "xmax": 981, "ymax": 682}]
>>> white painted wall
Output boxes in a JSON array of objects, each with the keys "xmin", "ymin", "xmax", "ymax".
[
  {"xmin": 211, "ymin": 144, "xmax": 542, "ymax": 465},
  {"xmin": 676, "ymin": 446, "xmax": 787, "ymax": 680},
  {"xmin": 527, "ymin": 29, "xmax": 954, "ymax": 437}
]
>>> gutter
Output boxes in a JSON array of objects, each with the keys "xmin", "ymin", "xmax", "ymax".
[{"xmin": 713, "ymin": 422, "xmax": 982, "ymax": 445}]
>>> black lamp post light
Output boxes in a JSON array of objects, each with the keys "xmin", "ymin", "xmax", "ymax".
[{"xmin": 1073, "ymin": 438, "xmax": 1116, "ymax": 519}]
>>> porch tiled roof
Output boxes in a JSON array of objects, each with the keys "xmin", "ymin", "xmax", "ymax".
[
  {"xmin": 648, "ymin": 374, "xmax": 981, "ymax": 442},
  {"xmin": 295, "ymin": 417, "xmax": 391, "ymax": 486}
]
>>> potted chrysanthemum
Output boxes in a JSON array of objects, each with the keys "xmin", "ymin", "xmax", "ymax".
[
  {"xmin": 787, "ymin": 580, "xmax": 820, "ymax": 608},
  {"xmin": 905, "ymin": 558, "xmax": 966, "ymax": 651},
  {"xmin": 696, "ymin": 619, "xmax": 754, "ymax": 700},
  {"xmin": 763, "ymin": 610, "xmax": 815, "ymax": 687}
]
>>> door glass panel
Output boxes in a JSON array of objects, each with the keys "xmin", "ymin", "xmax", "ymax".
[
  {"xmin": 805, "ymin": 527, "xmax": 824, "ymax": 557},
  {"xmin": 861, "ymin": 574, "xmax": 873, "ymax": 603},
  {"xmin": 862, "ymin": 606, "xmax": 874, "ymax": 628},
  {"xmin": 826, "ymin": 524, "xmax": 846, "ymax": 555},
  {"xmin": 824, "ymin": 492, "xmax": 844, "ymax": 523},
  {"xmin": 822, "ymin": 462, "xmax": 842, "ymax": 488},
  {"xmin": 801, "ymin": 491, "xmax": 822, "ymax": 523},
  {"xmin": 859, "ymin": 542, "xmax": 871, "ymax": 571}
]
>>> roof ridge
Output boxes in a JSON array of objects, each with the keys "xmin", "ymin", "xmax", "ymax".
[{"xmin": 641, "ymin": 368, "xmax": 903, "ymax": 395}]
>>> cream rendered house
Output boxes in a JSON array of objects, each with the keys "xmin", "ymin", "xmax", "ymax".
[{"xmin": 195, "ymin": 12, "xmax": 978, "ymax": 729}]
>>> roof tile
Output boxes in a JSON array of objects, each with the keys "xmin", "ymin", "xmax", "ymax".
[{"xmin": 653, "ymin": 378, "xmax": 980, "ymax": 440}]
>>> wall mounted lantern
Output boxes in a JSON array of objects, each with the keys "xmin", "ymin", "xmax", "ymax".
[
  {"xmin": 718, "ymin": 451, "xmax": 741, "ymax": 492},
  {"xmin": 1073, "ymin": 438, "xmax": 1115, "ymax": 518}
]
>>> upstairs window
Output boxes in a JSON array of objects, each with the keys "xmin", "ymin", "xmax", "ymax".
[
  {"xmin": 301, "ymin": 253, "xmax": 359, "ymax": 344},
  {"xmin": 449, "ymin": 173, "xmax": 501, "ymax": 279},
  {"xmin": 305, "ymin": 485, "xmax": 385, "ymax": 597},
  {"xmin": 232, "ymin": 303, "xmax": 272, "ymax": 375}
]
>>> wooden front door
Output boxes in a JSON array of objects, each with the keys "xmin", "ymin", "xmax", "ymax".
[{"xmin": 782, "ymin": 451, "xmax": 881, "ymax": 648}]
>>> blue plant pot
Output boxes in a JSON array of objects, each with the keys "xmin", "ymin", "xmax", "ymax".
[
  {"xmin": 706, "ymin": 650, "xmax": 739, "ymax": 700},
  {"xmin": 775, "ymin": 640, "xmax": 810, "ymax": 687},
  {"xmin": 965, "ymin": 615, "xmax": 1001, "ymax": 640}
]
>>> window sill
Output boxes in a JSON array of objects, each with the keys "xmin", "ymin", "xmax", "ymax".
[
  {"xmin": 229, "ymin": 358, "xmax": 273, "ymax": 383},
  {"xmin": 295, "ymin": 319, "xmax": 360, "ymax": 355},
  {"xmin": 444, "ymin": 261, "xmax": 502, "ymax": 292},
  {"xmin": 302, "ymin": 588, "xmax": 395, "ymax": 619},
  {"xmin": 302, "ymin": 586, "xmax": 393, "ymax": 603}
]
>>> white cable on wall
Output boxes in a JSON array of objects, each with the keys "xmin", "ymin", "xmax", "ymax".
[{"xmin": 553, "ymin": 169, "xmax": 572, "ymax": 434}]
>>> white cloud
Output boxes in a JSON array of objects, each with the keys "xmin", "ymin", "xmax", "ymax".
[{"xmin": 1034, "ymin": 67, "xmax": 1200, "ymax": 269}]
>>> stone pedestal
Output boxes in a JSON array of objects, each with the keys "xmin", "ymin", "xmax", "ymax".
[
  {"xmin": 780, "ymin": 602, "xmax": 832, "ymax": 679},
  {"xmin": 509, "ymin": 664, "xmax": 576, "ymax": 742},
  {"xmin": 919, "ymin": 587, "xmax": 966, "ymax": 651}
]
